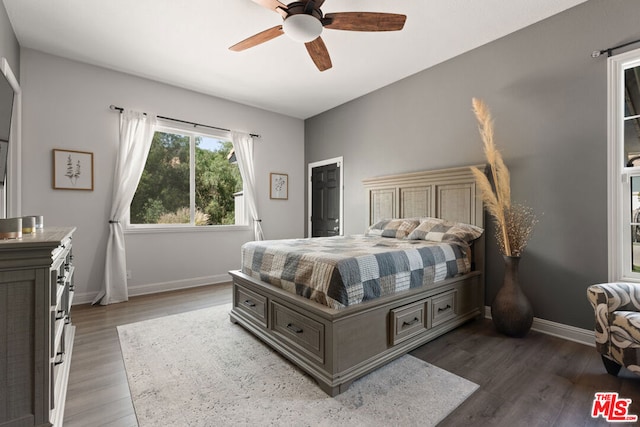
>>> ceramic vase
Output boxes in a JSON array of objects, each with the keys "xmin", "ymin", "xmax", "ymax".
[{"xmin": 491, "ymin": 255, "xmax": 533, "ymax": 337}]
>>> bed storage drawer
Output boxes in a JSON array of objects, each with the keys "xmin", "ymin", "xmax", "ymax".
[
  {"xmin": 431, "ymin": 290, "xmax": 457, "ymax": 327},
  {"xmin": 234, "ymin": 284, "xmax": 268, "ymax": 327},
  {"xmin": 272, "ymin": 302, "xmax": 324, "ymax": 363},
  {"xmin": 390, "ymin": 300, "xmax": 428, "ymax": 345}
]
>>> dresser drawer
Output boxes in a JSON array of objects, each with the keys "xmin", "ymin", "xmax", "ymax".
[
  {"xmin": 51, "ymin": 304, "xmax": 66, "ymax": 355},
  {"xmin": 51, "ymin": 325, "xmax": 67, "ymax": 411},
  {"xmin": 234, "ymin": 284, "xmax": 268, "ymax": 327},
  {"xmin": 390, "ymin": 300, "xmax": 428, "ymax": 345},
  {"xmin": 272, "ymin": 302, "xmax": 324, "ymax": 363},
  {"xmin": 431, "ymin": 290, "xmax": 457, "ymax": 327},
  {"xmin": 50, "ymin": 266, "xmax": 65, "ymax": 306}
]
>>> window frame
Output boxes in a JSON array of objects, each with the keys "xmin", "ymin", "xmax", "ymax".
[
  {"xmin": 608, "ymin": 47, "xmax": 640, "ymax": 281},
  {"xmin": 125, "ymin": 123, "xmax": 250, "ymax": 234}
]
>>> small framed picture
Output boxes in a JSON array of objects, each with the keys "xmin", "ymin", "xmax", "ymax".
[
  {"xmin": 270, "ymin": 172, "xmax": 288, "ymax": 200},
  {"xmin": 53, "ymin": 149, "xmax": 94, "ymax": 191}
]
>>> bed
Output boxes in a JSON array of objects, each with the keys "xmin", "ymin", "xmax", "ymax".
[{"xmin": 229, "ymin": 165, "xmax": 485, "ymax": 396}]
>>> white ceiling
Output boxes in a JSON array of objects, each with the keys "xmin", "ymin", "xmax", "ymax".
[{"xmin": 3, "ymin": 0, "xmax": 587, "ymax": 119}]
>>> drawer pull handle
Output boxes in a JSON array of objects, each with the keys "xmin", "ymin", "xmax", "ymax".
[
  {"xmin": 437, "ymin": 304, "xmax": 452, "ymax": 313},
  {"xmin": 286, "ymin": 323, "xmax": 303, "ymax": 334},
  {"xmin": 402, "ymin": 317, "xmax": 420, "ymax": 327},
  {"xmin": 243, "ymin": 300, "xmax": 256, "ymax": 308}
]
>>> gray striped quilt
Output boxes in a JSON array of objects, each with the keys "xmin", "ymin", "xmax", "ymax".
[{"xmin": 241, "ymin": 235, "xmax": 471, "ymax": 309}]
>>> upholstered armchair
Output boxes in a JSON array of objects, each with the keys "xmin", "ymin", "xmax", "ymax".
[{"xmin": 587, "ymin": 283, "xmax": 640, "ymax": 376}]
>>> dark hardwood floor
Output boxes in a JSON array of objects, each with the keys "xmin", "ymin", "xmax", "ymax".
[
  {"xmin": 410, "ymin": 316, "xmax": 640, "ymax": 426},
  {"xmin": 64, "ymin": 283, "xmax": 640, "ymax": 426}
]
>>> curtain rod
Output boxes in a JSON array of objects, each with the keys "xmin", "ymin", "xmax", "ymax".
[
  {"xmin": 592, "ymin": 37, "xmax": 640, "ymax": 58},
  {"xmin": 109, "ymin": 105, "xmax": 260, "ymax": 138}
]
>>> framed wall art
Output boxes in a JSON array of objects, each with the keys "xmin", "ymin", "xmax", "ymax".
[
  {"xmin": 270, "ymin": 172, "xmax": 288, "ymax": 200},
  {"xmin": 53, "ymin": 149, "xmax": 94, "ymax": 190}
]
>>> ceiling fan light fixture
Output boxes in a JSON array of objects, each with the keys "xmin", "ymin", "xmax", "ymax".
[{"xmin": 283, "ymin": 14, "xmax": 323, "ymax": 43}]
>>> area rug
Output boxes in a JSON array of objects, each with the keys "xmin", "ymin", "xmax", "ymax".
[{"xmin": 117, "ymin": 303, "xmax": 478, "ymax": 426}]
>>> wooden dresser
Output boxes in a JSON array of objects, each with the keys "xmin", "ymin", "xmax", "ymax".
[{"xmin": 0, "ymin": 227, "xmax": 76, "ymax": 427}]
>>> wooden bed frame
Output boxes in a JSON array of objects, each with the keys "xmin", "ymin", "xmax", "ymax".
[{"xmin": 229, "ymin": 165, "xmax": 485, "ymax": 396}]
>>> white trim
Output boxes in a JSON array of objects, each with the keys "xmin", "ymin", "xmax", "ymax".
[
  {"xmin": 189, "ymin": 127, "xmax": 196, "ymax": 225},
  {"xmin": 1, "ymin": 58, "xmax": 21, "ymax": 218},
  {"xmin": 608, "ymin": 52, "xmax": 621, "ymax": 281},
  {"xmin": 608, "ymin": 47, "xmax": 640, "ymax": 282},
  {"xmin": 484, "ymin": 306, "xmax": 594, "ymax": 347},
  {"xmin": 124, "ymin": 223, "xmax": 251, "ymax": 234},
  {"xmin": 72, "ymin": 274, "xmax": 231, "ymax": 305},
  {"xmin": 531, "ymin": 317, "xmax": 595, "ymax": 347},
  {"xmin": 307, "ymin": 156, "xmax": 344, "ymax": 237}
]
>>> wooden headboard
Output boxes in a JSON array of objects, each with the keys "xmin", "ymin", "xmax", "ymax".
[
  {"xmin": 363, "ymin": 165, "xmax": 485, "ymax": 271},
  {"xmin": 362, "ymin": 165, "xmax": 484, "ymax": 228}
]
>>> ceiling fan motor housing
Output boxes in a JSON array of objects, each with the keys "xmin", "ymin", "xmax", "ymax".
[
  {"xmin": 285, "ymin": 1, "xmax": 323, "ymax": 18},
  {"xmin": 282, "ymin": 2, "xmax": 324, "ymax": 43}
]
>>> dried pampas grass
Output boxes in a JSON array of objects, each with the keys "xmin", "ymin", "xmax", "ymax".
[{"xmin": 470, "ymin": 98, "xmax": 538, "ymax": 257}]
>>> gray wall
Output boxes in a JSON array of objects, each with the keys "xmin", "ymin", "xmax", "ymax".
[
  {"xmin": 305, "ymin": 0, "xmax": 640, "ymax": 330},
  {"xmin": 21, "ymin": 49, "xmax": 305, "ymax": 303},
  {"xmin": 0, "ymin": 1, "xmax": 19, "ymax": 79}
]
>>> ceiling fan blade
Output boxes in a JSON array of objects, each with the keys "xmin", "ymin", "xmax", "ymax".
[
  {"xmin": 305, "ymin": 37, "xmax": 332, "ymax": 71},
  {"xmin": 323, "ymin": 12, "xmax": 407, "ymax": 31},
  {"xmin": 252, "ymin": 0, "xmax": 288, "ymax": 18},
  {"xmin": 229, "ymin": 25, "xmax": 284, "ymax": 52}
]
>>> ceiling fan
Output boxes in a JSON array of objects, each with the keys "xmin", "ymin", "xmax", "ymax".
[{"xmin": 229, "ymin": 0, "xmax": 407, "ymax": 71}]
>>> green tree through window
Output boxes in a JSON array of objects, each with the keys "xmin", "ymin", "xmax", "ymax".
[{"xmin": 130, "ymin": 129, "xmax": 243, "ymax": 226}]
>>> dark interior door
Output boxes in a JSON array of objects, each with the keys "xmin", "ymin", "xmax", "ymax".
[{"xmin": 311, "ymin": 163, "xmax": 340, "ymax": 237}]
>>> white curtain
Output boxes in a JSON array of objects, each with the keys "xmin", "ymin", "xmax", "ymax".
[
  {"xmin": 93, "ymin": 109, "xmax": 157, "ymax": 305},
  {"xmin": 232, "ymin": 131, "xmax": 264, "ymax": 241}
]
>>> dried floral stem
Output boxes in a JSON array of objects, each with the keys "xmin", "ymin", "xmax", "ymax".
[{"xmin": 470, "ymin": 98, "xmax": 537, "ymax": 257}]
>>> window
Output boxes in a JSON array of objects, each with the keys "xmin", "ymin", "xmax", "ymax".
[
  {"xmin": 129, "ymin": 126, "xmax": 245, "ymax": 229},
  {"xmin": 608, "ymin": 48, "xmax": 640, "ymax": 281}
]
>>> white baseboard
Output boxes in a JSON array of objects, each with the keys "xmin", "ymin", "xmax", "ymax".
[
  {"xmin": 73, "ymin": 292, "xmax": 98, "ymax": 305},
  {"xmin": 484, "ymin": 306, "xmax": 594, "ymax": 347},
  {"xmin": 127, "ymin": 274, "xmax": 231, "ymax": 297},
  {"xmin": 72, "ymin": 274, "xmax": 231, "ymax": 305}
]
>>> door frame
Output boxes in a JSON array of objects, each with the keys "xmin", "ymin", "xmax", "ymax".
[
  {"xmin": 308, "ymin": 156, "xmax": 343, "ymax": 237},
  {"xmin": 1, "ymin": 58, "xmax": 21, "ymax": 218}
]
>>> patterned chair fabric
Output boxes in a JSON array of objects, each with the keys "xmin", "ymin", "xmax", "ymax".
[{"xmin": 587, "ymin": 283, "xmax": 640, "ymax": 376}]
